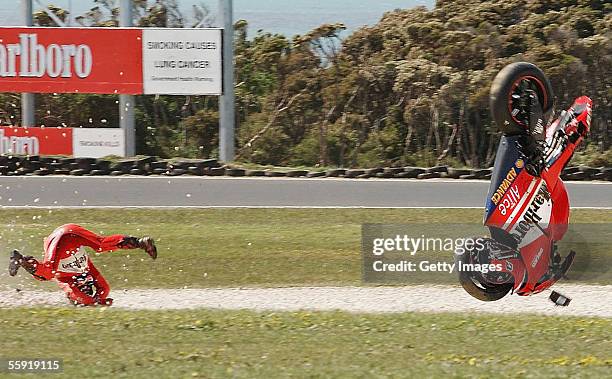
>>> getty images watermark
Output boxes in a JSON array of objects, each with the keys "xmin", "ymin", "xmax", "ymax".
[
  {"xmin": 361, "ymin": 223, "xmax": 495, "ymax": 283},
  {"xmin": 369, "ymin": 234, "xmax": 500, "ymax": 274},
  {"xmin": 361, "ymin": 223, "xmax": 612, "ymax": 284}
]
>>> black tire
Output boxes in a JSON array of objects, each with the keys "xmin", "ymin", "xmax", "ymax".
[
  {"xmin": 306, "ymin": 171, "xmax": 326, "ymax": 178},
  {"xmin": 458, "ymin": 271, "xmax": 513, "ymax": 301},
  {"xmin": 456, "ymin": 249, "xmax": 513, "ymax": 302},
  {"xmin": 226, "ymin": 168, "xmax": 246, "ymax": 177},
  {"xmin": 246, "ymin": 170, "xmax": 265, "ymax": 177},
  {"xmin": 490, "ymin": 62, "xmax": 554, "ymax": 135},
  {"xmin": 286, "ymin": 170, "xmax": 308, "ymax": 178}
]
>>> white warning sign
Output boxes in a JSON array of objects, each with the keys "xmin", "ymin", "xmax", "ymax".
[{"xmin": 142, "ymin": 28, "xmax": 223, "ymax": 95}]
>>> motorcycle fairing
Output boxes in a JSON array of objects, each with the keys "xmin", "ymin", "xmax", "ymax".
[
  {"xmin": 484, "ymin": 135, "xmax": 529, "ymax": 226},
  {"xmin": 484, "ymin": 136, "xmax": 548, "ymax": 237}
]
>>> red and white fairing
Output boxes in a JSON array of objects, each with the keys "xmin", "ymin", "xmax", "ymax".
[{"xmin": 484, "ymin": 96, "xmax": 592, "ymax": 295}]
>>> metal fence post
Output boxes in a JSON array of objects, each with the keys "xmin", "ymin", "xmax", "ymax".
[
  {"xmin": 119, "ymin": 0, "xmax": 135, "ymax": 157},
  {"xmin": 218, "ymin": 0, "xmax": 235, "ymax": 162},
  {"xmin": 21, "ymin": 0, "xmax": 35, "ymax": 127}
]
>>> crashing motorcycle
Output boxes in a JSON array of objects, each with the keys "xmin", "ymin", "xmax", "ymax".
[{"xmin": 457, "ymin": 62, "xmax": 592, "ymax": 306}]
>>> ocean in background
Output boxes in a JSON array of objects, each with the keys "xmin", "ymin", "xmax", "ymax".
[{"xmin": 0, "ymin": 0, "xmax": 434, "ymax": 37}]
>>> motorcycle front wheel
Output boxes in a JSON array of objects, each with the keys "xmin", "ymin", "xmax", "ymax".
[
  {"xmin": 458, "ymin": 271, "xmax": 513, "ymax": 301},
  {"xmin": 456, "ymin": 249, "xmax": 513, "ymax": 302}
]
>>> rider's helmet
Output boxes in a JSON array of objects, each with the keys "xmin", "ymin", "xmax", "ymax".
[{"xmin": 73, "ymin": 273, "xmax": 96, "ymax": 296}]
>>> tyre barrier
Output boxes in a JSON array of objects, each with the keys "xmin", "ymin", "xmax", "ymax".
[
  {"xmin": 245, "ymin": 170, "xmax": 265, "ymax": 177},
  {"xmin": 0, "ymin": 155, "xmax": 610, "ymax": 181}
]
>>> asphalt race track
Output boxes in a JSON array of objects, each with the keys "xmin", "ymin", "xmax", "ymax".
[{"xmin": 0, "ymin": 176, "xmax": 611, "ymax": 208}]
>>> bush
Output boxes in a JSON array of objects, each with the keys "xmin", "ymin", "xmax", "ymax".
[{"xmin": 572, "ymin": 145, "xmax": 612, "ymax": 167}]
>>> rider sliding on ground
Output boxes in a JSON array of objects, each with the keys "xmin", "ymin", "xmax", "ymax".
[{"xmin": 8, "ymin": 224, "xmax": 157, "ymax": 306}]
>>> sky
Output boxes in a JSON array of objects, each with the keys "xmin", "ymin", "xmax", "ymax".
[{"xmin": 0, "ymin": 0, "xmax": 434, "ymax": 36}]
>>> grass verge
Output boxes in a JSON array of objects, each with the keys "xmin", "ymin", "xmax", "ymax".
[
  {"xmin": 0, "ymin": 308, "xmax": 610, "ymax": 378},
  {"xmin": 1, "ymin": 209, "xmax": 611, "ymax": 289}
]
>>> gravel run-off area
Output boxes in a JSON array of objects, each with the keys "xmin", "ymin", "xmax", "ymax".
[{"xmin": 0, "ymin": 284, "xmax": 610, "ymax": 318}]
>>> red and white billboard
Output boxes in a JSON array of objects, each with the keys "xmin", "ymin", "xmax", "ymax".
[
  {"xmin": 0, "ymin": 27, "xmax": 142, "ymax": 94},
  {"xmin": 0, "ymin": 126, "xmax": 72, "ymax": 155},
  {"xmin": 0, "ymin": 27, "xmax": 222, "ymax": 95},
  {"xmin": 0, "ymin": 126, "xmax": 125, "ymax": 157}
]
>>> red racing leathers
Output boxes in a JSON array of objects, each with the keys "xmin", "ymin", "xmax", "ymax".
[{"xmin": 29, "ymin": 224, "xmax": 137, "ymax": 306}]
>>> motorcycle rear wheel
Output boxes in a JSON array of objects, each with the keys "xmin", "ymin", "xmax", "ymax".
[{"xmin": 490, "ymin": 62, "xmax": 554, "ymax": 135}]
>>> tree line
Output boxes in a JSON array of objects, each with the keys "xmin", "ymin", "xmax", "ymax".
[{"xmin": 0, "ymin": 0, "xmax": 609, "ymax": 168}]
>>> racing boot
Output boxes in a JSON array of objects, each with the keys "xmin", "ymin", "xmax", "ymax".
[
  {"xmin": 119, "ymin": 236, "xmax": 157, "ymax": 260},
  {"xmin": 8, "ymin": 250, "xmax": 21, "ymax": 276},
  {"xmin": 138, "ymin": 237, "xmax": 157, "ymax": 260},
  {"xmin": 8, "ymin": 250, "xmax": 37, "ymax": 276}
]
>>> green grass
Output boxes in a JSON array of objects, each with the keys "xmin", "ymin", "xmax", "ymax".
[
  {"xmin": 1, "ymin": 209, "xmax": 611, "ymax": 290},
  {"xmin": 1, "ymin": 210, "xmax": 610, "ymax": 378},
  {"xmin": 0, "ymin": 308, "xmax": 610, "ymax": 378}
]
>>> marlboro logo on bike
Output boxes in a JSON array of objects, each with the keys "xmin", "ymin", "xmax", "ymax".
[{"xmin": 0, "ymin": 27, "xmax": 222, "ymax": 95}]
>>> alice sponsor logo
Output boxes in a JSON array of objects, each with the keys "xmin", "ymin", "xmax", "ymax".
[
  {"xmin": 491, "ymin": 167, "xmax": 518, "ymax": 205},
  {"xmin": 498, "ymin": 185, "xmax": 520, "ymax": 216},
  {"xmin": 0, "ymin": 129, "xmax": 39, "ymax": 155},
  {"xmin": 0, "ymin": 34, "xmax": 92, "ymax": 78}
]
